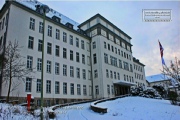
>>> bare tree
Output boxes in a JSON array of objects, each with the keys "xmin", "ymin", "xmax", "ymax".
[
  {"xmin": 2, "ymin": 40, "xmax": 33, "ymax": 102},
  {"xmin": 162, "ymin": 57, "xmax": 180, "ymax": 86}
]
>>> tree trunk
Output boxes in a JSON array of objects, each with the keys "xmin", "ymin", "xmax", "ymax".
[{"xmin": 6, "ymin": 60, "xmax": 12, "ymax": 103}]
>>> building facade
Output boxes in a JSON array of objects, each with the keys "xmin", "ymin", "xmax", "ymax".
[{"xmin": 0, "ymin": 0, "xmax": 146, "ymax": 106}]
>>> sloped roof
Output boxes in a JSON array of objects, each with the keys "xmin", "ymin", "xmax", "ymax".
[{"xmin": 146, "ymin": 74, "xmax": 170, "ymax": 83}]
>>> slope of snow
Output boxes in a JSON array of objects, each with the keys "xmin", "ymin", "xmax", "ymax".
[{"xmin": 55, "ymin": 97, "xmax": 180, "ymax": 120}]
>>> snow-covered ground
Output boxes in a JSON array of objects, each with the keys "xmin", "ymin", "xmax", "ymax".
[
  {"xmin": 1, "ymin": 97, "xmax": 180, "ymax": 120},
  {"xmin": 55, "ymin": 97, "xmax": 180, "ymax": 120}
]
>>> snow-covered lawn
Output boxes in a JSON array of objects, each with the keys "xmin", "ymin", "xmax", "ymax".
[{"xmin": 55, "ymin": 97, "xmax": 180, "ymax": 120}]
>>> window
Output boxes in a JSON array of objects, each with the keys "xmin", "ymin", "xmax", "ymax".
[
  {"xmin": 118, "ymin": 49, "xmax": 120, "ymax": 55},
  {"xmin": 63, "ymin": 64, "xmax": 67, "ymax": 76},
  {"xmin": 38, "ymin": 40, "xmax": 42, "ymax": 51},
  {"xmin": 55, "ymin": 81, "xmax": 59, "ymax": 94},
  {"xmin": 48, "ymin": 25, "xmax": 52, "ymax": 37},
  {"xmin": 95, "ymin": 85, "xmax": 99, "ymax": 95},
  {"xmin": 82, "ymin": 54, "xmax": 85, "ymax": 64},
  {"xmin": 111, "ymin": 46, "xmax": 114, "ymax": 52},
  {"xmin": 110, "ymin": 70, "xmax": 113, "ymax": 78},
  {"xmin": 46, "ymin": 80, "xmax": 51, "ymax": 93},
  {"xmin": 28, "ymin": 36, "xmax": 34, "ymax": 49},
  {"xmin": 69, "ymin": 35, "xmax": 73, "ymax": 45},
  {"xmin": 107, "ymin": 85, "xmax": 110, "ymax": 94},
  {"xmin": 104, "ymin": 53, "xmax": 108, "ymax": 64},
  {"xmin": 82, "ymin": 69, "xmax": 86, "ymax": 79},
  {"xmin": 70, "ymin": 66, "xmax": 74, "ymax": 77},
  {"xmin": 70, "ymin": 83, "xmax": 74, "ymax": 95},
  {"xmin": 56, "ymin": 29, "xmax": 60, "ymax": 40},
  {"xmin": 130, "ymin": 64, "xmax": 133, "ymax": 72},
  {"xmin": 114, "ymin": 72, "xmax": 116, "ymax": 79},
  {"xmin": 81, "ymin": 40, "xmax": 84, "ymax": 49},
  {"xmin": 87, "ymin": 56, "xmax": 90, "ymax": 65},
  {"xmin": 115, "ymin": 47, "xmax": 117, "ymax": 54},
  {"xmin": 70, "ymin": 50, "xmax": 73, "ymax": 61},
  {"xmin": 111, "ymin": 85, "xmax": 114, "ymax": 94},
  {"xmin": 26, "ymin": 78, "xmax": 32, "ymax": 92},
  {"xmin": 83, "ymin": 85, "xmax": 87, "ymax": 95},
  {"xmin": 93, "ymin": 41, "xmax": 96, "ymax": 49},
  {"xmin": 27, "ymin": 56, "xmax": 33, "ymax": 69},
  {"xmin": 63, "ymin": 48, "xmax": 67, "ymax": 58},
  {"xmin": 47, "ymin": 60, "xmax": 51, "ymax": 73},
  {"xmin": 117, "ymin": 73, "xmax": 120, "ymax": 80},
  {"xmin": 36, "ymin": 79, "xmax": 41, "ymax": 92},
  {"xmin": 63, "ymin": 82, "xmax": 67, "ymax": 94},
  {"xmin": 55, "ymin": 45, "xmax": 60, "ymax": 56},
  {"xmin": 47, "ymin": 42, "xmax": 52, "ymax": 54},
  {"xmin": 88, "ymin": 70, "xmax": 91, "ymax": 80},
  {"xmin": 104, "ymin": 42, "xmax": 106, "ymax": 49},
  {"xmin": 39, "ymin": 22, "xmax": 43, "ymax": 33},
  {"xmin": 55, "ymin": 62, "xmax": 59, "ymax": 75},
  {"xmin": 108, "ymin": 44, "xmax": 110, "ymax": 50},
  {"xmin": 87, "ymin": 42, "xmax": 90, "ymax": 51},
  {"xmin": 46, "ymin": 100, "xmax": 50, "ymax": 107},
  {"xmin": 76, "ymin": 38, "xmax": 79, "ymax": 47},
  {"xmin": 94, "ymin": 69, "xmax": 98, "ymax": 78},
  {"xmin": 76, "ymin": 52, "xmax": 79, "ymax": 62},
  {"xmin": 124, "ymin": 74, "xmax": 126, "ymax": 81},
  {"xmin": 121, "ymin": 51, "xmax": 123, "ymax": 57},
  {"xmin": 106, "ymin": 69, "xmax": 109, "ymax": 78},
  {"xmin": 77, "ymin": 84, "xmax": 81, "ymax": 95},
  {"xmin": 37, "ymin": 58, "xmax": 42, "ymax": 71},
  {"xmin": 93, "ymin": 54, "xmax": 97, "ymax": 64},
  {"xmin": 29, "ymin": 17, "xmax": 35, "ymax": 30},
  {"xmin": 119, "ymin": 60, "xmax": 122, "ymax": 68},
  {"xmin": 63, "ymin": 32, "xmax": 67, "ymax": 42},
  {"xmin": 76, "ymin": 68, "xmax": 80, "ymax": 78}
]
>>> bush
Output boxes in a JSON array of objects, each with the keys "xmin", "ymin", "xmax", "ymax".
[{"xmin": 168, "ymin": 91, "xmax": 178, "ymax": 105}]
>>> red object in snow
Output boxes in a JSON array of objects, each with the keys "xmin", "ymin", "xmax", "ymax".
[{"xmin": 27, "ymin": 93, "xmax": 31, "ymax": 111}]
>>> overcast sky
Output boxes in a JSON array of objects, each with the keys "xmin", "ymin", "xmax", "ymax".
[{"xmin": 0, "ymin": 0, "xmax": 180, "ymax": 76}]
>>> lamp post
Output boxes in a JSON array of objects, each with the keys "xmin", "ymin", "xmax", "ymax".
[{"xmin": 39, "ymin": 4, "xmax": 49, "ymax": 120}]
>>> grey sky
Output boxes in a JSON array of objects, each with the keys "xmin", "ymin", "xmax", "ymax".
[{"xmin": 0, "ymin": 0, "xmax": 180, "ymax": 76}]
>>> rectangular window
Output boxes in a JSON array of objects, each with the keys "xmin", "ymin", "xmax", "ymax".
[
  {"xmin": 117, "ymin": 73, "xmax": 120, "ymax": 80},
  {"xmin": 106, "ymin": 69, "xmax": 109, "ymax": 78},
  {"xmin": 70, "ymin": 83, "xmax": 74, "ymax": 95},
  {"xmin": 77, "ymin": 84, "xmax": 81, "ymax": 95},
  {"xmin": 118, "ymin": 49, "xmax": 120, "ymax": 55},
  {"xmin": 93, "ymin": 41, "xmax": 96, "ymax": 49},
  {"xmin": 83, "ymin": 85, "xmax": 87, "ymax": 95},
  {"xmin": 82, "ymin": 54, "xmax": 85, "ymax": 64},
  {"xmin": 63, "ymin": 64, "xmax": 67, "ymax": 76},
  {"xmin": 37, "ymin": 58, "xmax": 42, "ymax": 71},
  {"xmin": 93, "ymin": 54, "xmax": 97, "ymax": 64},
  {"xmin": 104, "ymin": 42, "xmax": 106, "ymax": 49},
  {"xmin": 63, "ymin": 48, "xmax": 67, "ymax": 58},
  {"xmin": 76, "ymin": 68, "xmax": 80, "ymax": 78},
  {"xmin": 55, "ymin": 62, "xmax": 59, "ymax": 75},
  {"xmin": 70, "ymin": 66, "xmax": 74, "ymax": 77},
  {"xmin": 39, "ymin": 22, "xmax": 43, "ymax": 33},
  {"xmin": 110, "ymin": 70, "xmax": 113, "ymax": 79},
  {"xmin": 69, "ymin": 35, "xmax": 73, "ymax": 45},
  {"xmin": 95, "ymin": 85, "xmax": 99, "ymax": 95},
  {"xmin": 94, "ymin": 69, "xmax": 98, "ymax": 78},
  {"xmin": 63, "ymin": 82, "xmax": 67, "ymax": 94},
  {"xmin": 38, "ymin": 40, "xmax": 42, "ymax": 52},
  {"xmin": 48, "ymin": 25, "xmax": 52, "ymax": 37},
  {"xmin": 76, "ymin": 52, "xmax": 79, "ymax": 62},
  {"xmin": 47, "ymin": 42, "xmax": 52, "ymax": 54},
  {"xmin": 88, "ymin": 70, "xmax": 91, "ymax": 80},
  {"xmin": 108, "ymin": 44, "xmax": 110, "ymax": 50},
  {"xmin": 29, "ymin": 17, "xmax": 35, "ymax": 30},
  {"xmin": 46, "ymin": 80, "xmax": 51, "ymax": 93},
  {"xmin": 36, "ymin": 79, "xmax": 41, "ymax": 92},
  {"xmin": 115, "ymin": 47, "xmax": 117, "ymax": 54},
  {"xmin": 82, "ymin": 69, "xmax": 86, "ymax": 79},
  {"xmin": 119, "ymin": 60, "xmax": 122, "ymax": 68},
  {"xmin": 55, "ymin": 45, "xmax": 60, "ymax": 56},
  {"xmin": 63, "ymin": 32, "xmax": 67, "ymax": 42},
  {"xmin": 104, "ymin": 53, "xmax": 108, "ymax": 64},
  {"xmin": 26, "ymin": 78, "xmax": 32, "ymax": 92},
  {"xmin": 27, "ymin": 56, "xmax": 33, "ymax": 69},
  {"xmin": 28, "ymin": 36, "xmax": 34, "ymax": 49},
  {"xmin": 55, "ymin": 81, "xmax": 60, "ymax": 94},
  {"xmin": 47, "ymin": 60, "xmax": 51, "ymax": 73},
  {"xmin": 114, "ymin": 72, "xmax": 116, "ymax": 79},
  {"xmin": 87, "ymin": 56, "xmax": 90, "ymax": 65},
  {"xmin": 81, "ymin": 40, "xmax": 84, "ymax": 49},
  {"xmin": 76, "ymin": 38, "xmax": 79, "ymax": 47},
  {"xmin": 56, "ymin": 29, "xmax": 60, "ymax": 40},
  {"xmin": 107, "ymin": 85, "xmax": 110, "ymax": 94},
  {"xmin": 111, "ymin": 85, "xmax": 114, "ymax": 94},
  {"xmin": 111, "ymin": 46, "xmax": 114, "ymax": 52},
  {"xmin": 70, "ymin": 50, "xmax": 73, "ymax": 61}
]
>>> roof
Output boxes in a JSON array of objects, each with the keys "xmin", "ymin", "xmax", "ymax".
[{"xmin": 146, "ymin": 74, "xmax": 170, "ymax": 83}]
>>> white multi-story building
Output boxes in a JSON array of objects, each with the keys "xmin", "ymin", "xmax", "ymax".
[{"xmin": 0, "ymin": 0, "xmax": 146, "ymax": 106}]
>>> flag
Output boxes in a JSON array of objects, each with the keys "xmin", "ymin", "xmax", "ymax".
[{"xmin": 158, "ymin": 41, "xmax": 166, "ymax": 65}]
